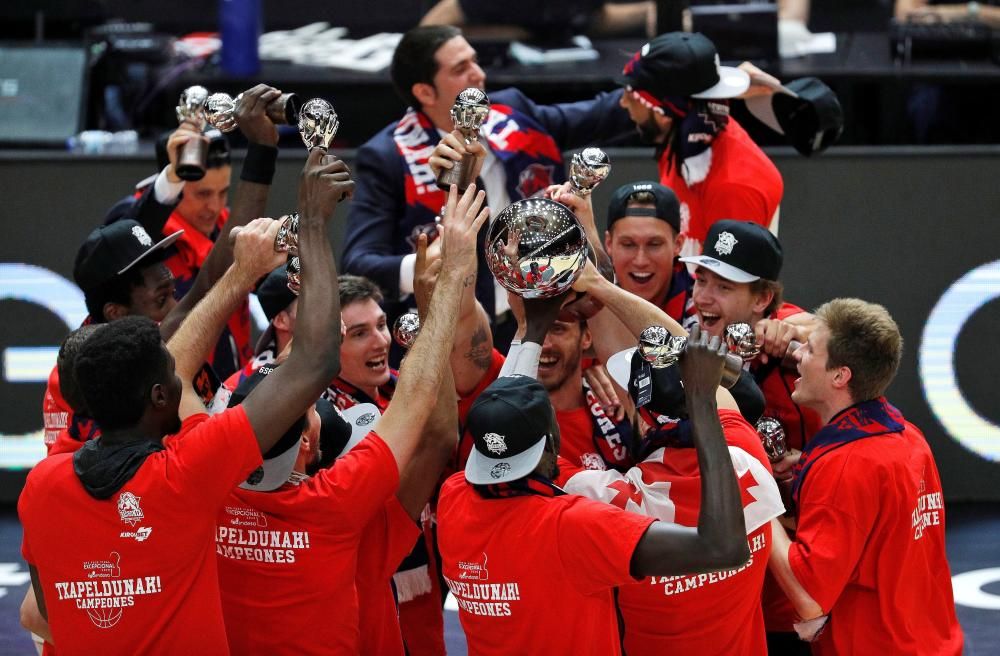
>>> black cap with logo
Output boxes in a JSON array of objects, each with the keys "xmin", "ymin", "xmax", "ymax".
[
  {"xmin": 464, "ymin": 376, "xmax": 554, "ymax": 485},
  {"xmin": 679, "ymin": 220, "xmax": 783, "ymax": 283},
  {"xmin": 73, "ymin": 219, "xmax": 183, "ymax": 294},
  {"xmin": 621, "ymin": 32, "xmax": 750, "ymax": 102}
]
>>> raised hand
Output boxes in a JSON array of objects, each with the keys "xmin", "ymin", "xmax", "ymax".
[
  {"xmin": 166, "ymin": 119, "xmax": 205, "ymax": 183},
  {"xmin": 439, "ymin": 184, "xmax": 489, "ymax": 279},
  {"xmin": 679, "ymin": 324, "xmax": 727, "ymax": 398},
  {"xmin": 429, "ymin": 130, "xmax": 486, "ymax": 181},
  {"xmin": 230, "ymin": 217, "xmax": 286, "ymax": 282},
  {"xmin": 235, "ymin": 84, "xmax": 282, "ymax": 146},
  {"xmin": 297, "ymin": 149, "xmax": 354, "ymax": 221},
  {"xmin": 413, "ymin": 233, "xmax": 444, "ymax": 316}
]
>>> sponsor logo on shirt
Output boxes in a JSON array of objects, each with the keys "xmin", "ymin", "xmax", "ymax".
[
  {"xmin": 56, "ymin": 553, "xmax": 164, "ymax": 629},
  {"xmin": 580, "ymin": 453, "xmax": 604, "ymax": 471},
  {"xmin": 225, "ymin": 505, "xmax": 269, "ymax": 527},
  {"xmin": 117, "ymin": 491, "xmax": 144, "ymax": 527},
  {"xmin": 119, "ymin": 527, "xmax": 152, "ymax": 542},
  {"xmin": 458, "ymin": 553, "xmax": 489, "ymax": 581}
]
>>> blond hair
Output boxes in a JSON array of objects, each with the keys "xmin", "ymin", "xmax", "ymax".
[{"xmin": 815, "ymin": 298, "xmax": 902, "ymax": 402}]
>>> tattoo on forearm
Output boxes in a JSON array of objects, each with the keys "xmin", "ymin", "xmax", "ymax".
[
  {"xmin": 464, "ymin": 326, "xmax": 492, "ymax": 370},
  {"xmin": 462, "ymin": 273, "xmax": 476, "ymax": 288}
]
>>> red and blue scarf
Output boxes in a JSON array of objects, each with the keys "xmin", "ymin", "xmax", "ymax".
[
  {"xmin": 790, "ymin": 397, "xmax": 904, "ymax": 508},
  {"xmin": 473, "ymin": 473, "xmax": 566, "ymax": 499}
]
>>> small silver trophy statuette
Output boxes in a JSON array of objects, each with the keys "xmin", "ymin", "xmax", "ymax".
[
  {"xmin": 568, "ymin": 148, "xmax": 611, "ymax": 197},
  {"xmin": 175, "ymin": 86, "xmax": 210, "ymax": 181},
  {"xmin": 755, "ymin": 417, "xmax": 787, "ymax": 462},
  {"xmin": 637, "ymin": 326, "xmax": 743, "ymax": 389},
  {"xmin": 437, "ymin": 88, "xmax": 490, "ymax": 192},
  {"xmin": 206, "ymin": 91, "xmax": 301, "ymax": 133},
  {"xmin": 393, "ymin": 312, "xmax": 421, "ymax": 350}
]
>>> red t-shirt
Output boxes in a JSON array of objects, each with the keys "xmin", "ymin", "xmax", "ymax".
[
  {"xmin": 216, "ymin": 431, "xmax": 400, "ymax": 655},
  {"xmin": 356, "ymin": 497, "xmax": 421, "ymax": 656},
  {"xmin": 561, "ymin": 410, "xmax": 784, "ymax": 656},
  {"xmin": 754, "ymin": 302, "xmax": 824, "ymax": 631},
  {"xmin": 437, "ymin": 472, "xmax": 655, "ymax": 656},
  {"xmin": 788, "ymin": 421, "xmax": 963, "ymax": 655},
  {"xmin": 658, "ymin": 118, "xmax": 783, "ymax": 259},
  {"xmin": 556, "ymin": 402, "xmax": 630, "ymax": 472},
  {"xmin": 18, "ymin": 408, "xmax": 262, "ymax": 656}
]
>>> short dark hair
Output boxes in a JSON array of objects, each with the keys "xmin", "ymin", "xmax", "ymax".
[
  {"xmin": 816, "ymin": 298, "xmax": 902, "ymax": 403},
  {"xmin": 390, "ymin": 25, "xmax": 462, "ymax": 109},
  {"xmin": 339, "ymin": 275, "xmax": 384, "ymax": 307},
  {"xmin": 83, "ymin": 257, "xmax": 168, "ymax": 323},
  {"xmin": 57, "ymin": 324, "xmax": 104, "ymax": 413},
  {"xmin": 74, "ymin": 316, "xmax": 169, "ymax": 430}
]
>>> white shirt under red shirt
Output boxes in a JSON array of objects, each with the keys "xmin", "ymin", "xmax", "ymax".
[{"xmin": 19, "ymin": 407, "xmax": 262, "ymax": 656}]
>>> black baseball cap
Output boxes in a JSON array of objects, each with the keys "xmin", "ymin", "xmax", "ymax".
[
  {"xmin": 256, "ymin": 265, "xmax": 297, "ymax": 323},
  {"xmin": 465, "ymin": 376, "xmax": 554, "ymax": 485},
  {"xmin": 620, "ymin": 32, "xmax": 749, "ymax": 104},
  {"xmin": 746, "ymin": 77, "xmax": 843, "ymax": 156},
  {"xmin": 679, "ymin": 220, "xmax": 782, "ymax": 283},
  {"xmin": 607, "ymin": 181, "xmax": 681, "ymax": 233},
  {"xmin": 73, "ymin": 219, "xmax": 183, "ymax": 294}
]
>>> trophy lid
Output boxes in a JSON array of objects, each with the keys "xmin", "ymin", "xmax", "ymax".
[
  {"xmin": 638, "ymin": 326, "xmax": 686, "ymax": 369},
  {"xmin": 725, "ymin": 322, "xmax": 760, "ymax": 361},
  {"xmin": 486, "ymin": 198, "xmax": 588, "ymax": 299},
  {"xmin": 205, "ymin": 92, "xmax": 238, "ymax": 133},
  {"xmin": 569, "ymin": 147, "xmax": 611, "ymax": 195},
  {"xmin": 298, "ymin": 98, "xmax": 339, "ymax": 151},
  {"xmin": 393, "ymin": 312, "xmax": 421, "ymax": 350},
  {"xmin": 455, "ymin": 87, "xmax": 490, "ymax": 108}
]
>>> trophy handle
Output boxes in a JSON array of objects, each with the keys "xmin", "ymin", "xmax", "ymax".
[
  {"xmin": 176, "ymin": 137, "xmax": 208, "ymax": 181},
  {"xmin": 720, "ymin": 353, "xmax": 744, "ymax": 389},
  {"xmin": 268, "ymin": 93, "xmax": 301, "ymax": 126},
  {"xmin": 436, "ymin": 151, "xmax": 478, "ymax": 192}
]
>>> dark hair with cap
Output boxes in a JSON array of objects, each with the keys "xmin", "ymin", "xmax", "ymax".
[
  {"xmin": 57, "ymin": 324, "xmax": 104, "ymax": 413},
  {"xmin": 74, "ymin": 316, "xmax": 169, "ymax": 430},
  {"xmin": 390, "ymin": 25, "xmax": 463, "ymax": 109},
  {"xmin": 82, "ymin": 266, "xmax": 149, "ymax": 323},
  {"xmin": 339, "ymin": 275, "xmax": 384, "ymax": 307},
  {"xmin": 256, "ymin": 265, "xmax": 297, "ymax": 323}
]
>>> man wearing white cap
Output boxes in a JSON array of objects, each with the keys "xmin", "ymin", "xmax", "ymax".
[{"xmin": 618, "ymin": 32, "xmax": 784, "ymax": 259}]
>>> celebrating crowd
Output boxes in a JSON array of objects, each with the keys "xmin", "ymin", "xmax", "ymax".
[{"xmin": 18, "ymin": 25, "xmax": 962, "ymax": 656}]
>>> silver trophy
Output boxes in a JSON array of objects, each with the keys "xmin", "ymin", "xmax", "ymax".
[
  {"xmin": 206, "ymin": 91, "xmax": 302, "ymax": 133},
  {"xmin": 393, "ymin": 312, "xmax": 421, "ymax": 350},
  {"xmin": 726, "ymin": 322, "xmax": 802, "ymax": 368},
  {"xmin": 437, "ymin": 88, "xmax": 491, "ymax": 192},
  {"xmin": 637, "ymin": 325, "xmax": 743, "ymax": 389},
  {"xmin": 298, "ymin": 98, "xmax": 339, "ymax": 152},
  {"xmin": 569, "ymin": 148, "xmax": 611, "ymax": 197},
  {"xmin": 272, "ymin": 213, "xmax": 301, "ymax": 294},
  {"xmin": 486, "ymin": 198, "xmax": 589, "ymax": 299},
  {"xmin": 755, "ymin": 416, "xmax": 787, "ymax": 462},
  {"xmin": 175, "ymin": 86, "xmax": 210, "ymax": 181}
]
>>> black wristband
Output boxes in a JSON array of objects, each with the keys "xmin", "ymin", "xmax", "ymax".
[{"xmin": 240, "ymin": 143, "xmax": 278, "ymax": 184}]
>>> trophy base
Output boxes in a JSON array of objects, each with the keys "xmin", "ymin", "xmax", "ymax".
[{"xmin": 436, "ymin": 152, "xmax": 478, "ymax": 192}]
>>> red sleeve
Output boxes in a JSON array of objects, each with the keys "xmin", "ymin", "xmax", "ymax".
[
  {"xmin": 702, "ymin": 182, "xmax": 771, "ymax": 227},
  {"xmin": 164, "ymin": 406, "xmax": 262, "ymax": 505},
  {"xmin": 787, "ymin": 451, "xmax": 877, "ymax": 612},
  {"xmin": 556, "ymin": 496, "xmax": 656, "ymax": 595},
  {"xmin": 554, "ymin": 455, "xmax": 584, "ymax": 487},
  {"xmin": 18, "ymin": 473, "xmax": 36, "ymax": 565},
  {"xmin": 311, "ymin": 431, "xmax": 400, "ymax": 531}
]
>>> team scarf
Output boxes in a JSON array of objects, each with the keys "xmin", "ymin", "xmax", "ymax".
[
  {"xmin": 790, "ymin": 397, "xmax": 904, "ymax": 509},
  {"xmin": 67, "ymin": 412, "xmax": 100, "ymax": 445},
  {"xmin": 582, "ymin": 383, "xmax": 635, "ymax": 470},
  {"xmin": 392, "ymin": 104, "xmax": 564, "ymax": 220},
  {"xmin": 472, "ymin": 472, "xmax": 566, "ymax": 499},
  {"xmin": 655, "ymin": 96, "xmax": 731, "ymax": 185}
]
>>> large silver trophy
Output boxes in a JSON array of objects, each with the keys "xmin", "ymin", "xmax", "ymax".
[
  {"xmin": 205, "ymin": 91, "xmax": 302, "ymax": 133},
  {"xmin": 392, "ymin": 312, "xmax": 421, "ymax": 350},
  {"xmin": 637, "ymin": 325, "xmax": 743, "ymax": 389},
  {"xmin": 725, "ymin": 322, "xmax": 801, "ymax": 368},
  {"xmin": 436, "ymin": 88, "xmax": 491, "ymax": 192},
  {"xmin": 272, "ymin": 98, "xmax": 341, "ymax": 295},
  {"xmin": 568, "ymin": 148, "xmax": 611, "ymax": 197},
  {"xmin": 175, "ymin": 86, "xmax": 210, "ymax": 181},
  {"xmin": 755, "ymin": 417, "xmax": 787, "ymax": 462},
  {"xmin": 486, "ymin": 198, "xmax": 589, "ymax": 299}
]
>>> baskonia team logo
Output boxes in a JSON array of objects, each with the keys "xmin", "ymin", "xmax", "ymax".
[{"xmin": 117, "ymin": 492, "xmax": 144, "ymax": 527}]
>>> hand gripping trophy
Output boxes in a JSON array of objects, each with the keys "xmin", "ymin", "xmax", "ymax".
[
  {"xmin": 175, "ymin": 86, "xmax": 210, "ymax": 181},
  {"xmin": 272, "ymin": 99, "xmax": 341, "ymax": 294},
  {"xmin": 205, "ymin": 91, "xmax": 302, "ymax": 132},
  {"xmin": 436, "ymin": 88, "xmax": 490, "ymax": 192},
  {"xmin": 637, "ymin": 325, "xmax": 744, "ymax": 389}
]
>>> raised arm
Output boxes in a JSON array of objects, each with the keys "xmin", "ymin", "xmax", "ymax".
[
  {"xmin": 629, "ymin": 326, "xmax": 750, "ymax": 577},
  {"xmin": 161, "ymin": 84, "xmax": 282, "ymax": 341},
  {"xmin": 238, "ymin": 149, "xmax": 352, "ymax": 453},
  {"xmin": 166, "ymin": 218, "xmax": 285, "ymax": 419},
  {"xmin": 375, "ymin": 184, "xmax": 489, "ymax": 470}
]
